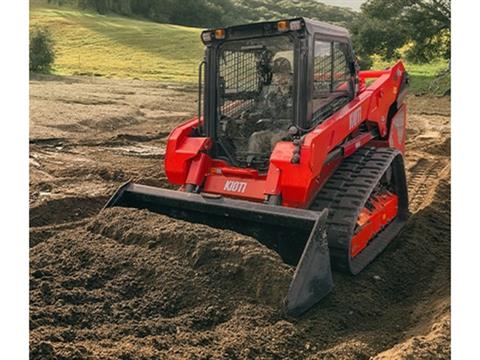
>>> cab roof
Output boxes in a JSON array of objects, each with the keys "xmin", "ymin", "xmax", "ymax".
[
  {"xmin": 202, "ymin": 17, "xmax": 350, "ymax": 44},
  {"xmin": 302, "ymin": 17, "xmax": 350, "ymax": 40}
]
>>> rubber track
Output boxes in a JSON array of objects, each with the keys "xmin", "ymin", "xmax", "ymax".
[{"xmin": 311, "ymin": 147, "xmax": 408, "ymax": 274}]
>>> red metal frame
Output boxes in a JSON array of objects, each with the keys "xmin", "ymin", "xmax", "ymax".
[{"xmin": 164, "ymin": 61, "xmax": 407, "ymax": 208}]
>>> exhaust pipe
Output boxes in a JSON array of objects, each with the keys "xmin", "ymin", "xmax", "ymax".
[{"xmin": 104, "ymin": 182, "xmax": 332, "ymax": 316}]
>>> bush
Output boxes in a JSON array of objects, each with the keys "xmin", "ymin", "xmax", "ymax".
[{"xmin": 30, "ymin": 27, "xmax": 55, "ymax": 73}]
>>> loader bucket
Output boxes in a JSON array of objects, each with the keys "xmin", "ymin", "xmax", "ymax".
[{"xmin": 104, "ymin": 182, "xmax": 333, "ymax": 316}]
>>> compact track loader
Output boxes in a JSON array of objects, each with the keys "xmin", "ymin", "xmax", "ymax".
[{"xmin": 105, "ymin": 18, "xmax": 409, "ymax": 316}]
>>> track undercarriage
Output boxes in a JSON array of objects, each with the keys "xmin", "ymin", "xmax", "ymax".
[{"xmin": 313, "ymin": 147, "xmax": 408, "ymax": 274}]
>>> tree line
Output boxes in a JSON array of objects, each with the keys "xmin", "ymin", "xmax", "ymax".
[
  {"xmin": 46, "ymin": 0, "xmax": 356, "ymax": 28},
  {"xmin": 351, "ymin": 0, "xmax": 450, "ymax": 64},
  {"xmin": 44, "ymin": 0, "xmax": 450, "ymax": 65}
]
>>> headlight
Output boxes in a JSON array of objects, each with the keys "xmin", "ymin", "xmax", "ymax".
[
  {"xmin": 201, "ymin": 31, "xmax": 213, "ymax": 43},
  {"xmin": 289, "ymin": 20, "xmax": 303, "ymax": 31}
]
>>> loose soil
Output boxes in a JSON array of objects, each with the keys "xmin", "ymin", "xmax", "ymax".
[{"xmin": 30, "ymin": 74, "xmax": 451, "ymax": 359}]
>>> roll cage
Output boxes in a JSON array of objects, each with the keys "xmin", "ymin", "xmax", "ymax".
[{"xmin": 199, "ymin": 18, "xmax": 358, "ymax": 164}]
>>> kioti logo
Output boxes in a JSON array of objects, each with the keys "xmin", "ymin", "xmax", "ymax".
[{"xmin": 223, "ymin": 180, "xmax": 247, "ymax": 193}]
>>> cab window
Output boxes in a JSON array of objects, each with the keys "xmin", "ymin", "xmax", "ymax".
[{"xmin": 312, "ymin": 39, "xmax": 351, "ymax": 123}]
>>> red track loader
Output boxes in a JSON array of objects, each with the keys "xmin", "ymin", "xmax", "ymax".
[{"xmin": 105, "ymin": 18, "xmax": 409, "ymax": 316}]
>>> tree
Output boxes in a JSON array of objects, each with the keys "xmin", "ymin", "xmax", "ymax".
[
  {"xmin": 351, "ymin": 0, "xmax": 450, "ymax": 64},
  {"xmin": 51, "ymin": 0, "xmax": 356, "ymax": 29},
  {"xmin": 30, "ymin": 27, "xmax": 56, "ymax": 73}
]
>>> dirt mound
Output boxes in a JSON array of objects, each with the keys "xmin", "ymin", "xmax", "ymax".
[
  {"xmin": 30, "ymin": 196, "xmax": 107, "ymax": 227},
  {"xmin": 30, "ymin": 208, "xmax": 296, "ymax": 359},
  {"xmin": 29, "ymin": 77, "xmax": 451, "ymax": 359},
  {"xmin": 373, "ymin": 312, "xmax": 450, "ymax": 359},
  {"xmin": 30, "ymin": 176, "xmax": 450, "ymax": 358}
]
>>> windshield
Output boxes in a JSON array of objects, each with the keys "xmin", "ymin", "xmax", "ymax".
[{"xmin": 216, "ymin": 35, "xmax": 295, "ymax": 170}]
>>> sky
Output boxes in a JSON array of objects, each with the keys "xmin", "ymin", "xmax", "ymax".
[{"xmin": 316, "ymin": 0, "xmax": 365, "ymax": 11}]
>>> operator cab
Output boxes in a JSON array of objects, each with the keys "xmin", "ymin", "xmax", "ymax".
[{"xmin": 200, "ymin": 18, "xmax": 357, "ymax": 171}]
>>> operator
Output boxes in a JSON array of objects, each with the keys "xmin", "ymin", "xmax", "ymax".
[{"xmin": 247, "ymin": 57, "xmax": 293, "ymax": 161}]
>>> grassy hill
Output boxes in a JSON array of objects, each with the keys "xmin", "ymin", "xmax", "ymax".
[
  {"xmin": 30, "ymin": 4, "xmax": 204, "ymax": 82},
  {"xmin": 372, "ymin": 57, "xmax": 450, "ymax": 96},
  {"xmin": 30, "ymin": 3, "xmax": 449, "ymax": 94}
]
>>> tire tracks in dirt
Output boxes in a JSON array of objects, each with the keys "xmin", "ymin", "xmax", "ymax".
[
  {"xmin": 405, "ymin": 107, "xmax": 451, "ymax": 213},
  {"xmin": 407, "ymin": 155, "xmax": 450, "ymax": 213}
]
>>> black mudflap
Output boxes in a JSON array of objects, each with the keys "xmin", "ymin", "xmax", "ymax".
[
  {"xmin": 312, "ymin": 147, "xmax": 409, "ymax": 274},
  {"xmin": 104, "ymin": 182, "xmax": 333, "ymax": 316}
]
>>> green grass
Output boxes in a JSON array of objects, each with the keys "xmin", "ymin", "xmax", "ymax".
[
  {"xmin": 372, "ymin": 57, "xmax": 450, "ymax": 96},
  {"xmin": 30, "ymin": 3, "xmax": 450, "ymax": 93},
  {"xmin": 30, "ymin": 4, "xmax": 205, "ymax": 83}
]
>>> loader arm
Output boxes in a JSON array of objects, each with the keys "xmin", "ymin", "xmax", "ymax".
[{"xmin": 269, "ymin": 61, "xmax": 407, "ymax": 207}]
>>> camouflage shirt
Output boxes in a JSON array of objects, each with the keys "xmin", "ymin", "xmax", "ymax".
[{"xmin": 259, "ymin": 74, "xmax": 293, "ymax": 119}]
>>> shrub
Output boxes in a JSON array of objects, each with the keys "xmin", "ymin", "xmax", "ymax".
[{"xmin": 30, "ymin": 27, "xmax": 55, "ymax": 73}]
